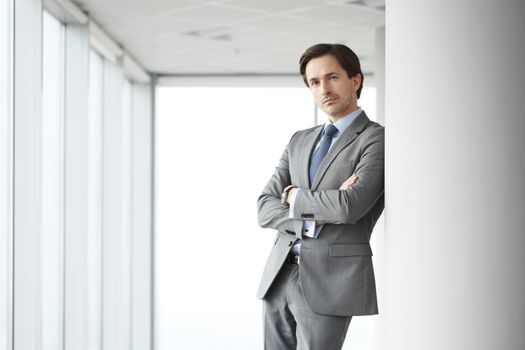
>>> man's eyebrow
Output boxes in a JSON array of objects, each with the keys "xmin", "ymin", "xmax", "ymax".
[{"xmin": 309, "ymin": 72, "xmax": 338, "ymax": 81}]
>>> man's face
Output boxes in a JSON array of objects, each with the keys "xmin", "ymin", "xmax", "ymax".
[{"xmin": 305, "ymin": 54, "xmax": 361, "ymax": 122}]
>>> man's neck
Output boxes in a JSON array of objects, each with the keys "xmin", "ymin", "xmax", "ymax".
[{"xmin": 328, "ymin": 106, "xmax": 359, "ymax": 123}]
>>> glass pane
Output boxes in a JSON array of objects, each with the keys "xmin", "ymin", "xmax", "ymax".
[
  {"xmin": 157, "ymin": 85, "xmax": 378, "ymax": 350},
  {"xmin": 156, "ymin": 86, "xmax": 314, "ymax": 350},
  {"xmin": 41, "ymin": 11, "xmax": 64, "ymax": 350},
  {"xmin": 360, "ymin": 87, "xmax": 377, "ymax": 121}
]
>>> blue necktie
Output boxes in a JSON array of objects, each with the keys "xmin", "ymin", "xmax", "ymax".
[{"xmin": 309, "ymin": 124, "xmax": 338, "ymax": 185}]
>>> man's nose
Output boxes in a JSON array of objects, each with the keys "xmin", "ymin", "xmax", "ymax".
[{"xmin": 320, "ymin": 80, "xmax": 331, "ymax": 94}]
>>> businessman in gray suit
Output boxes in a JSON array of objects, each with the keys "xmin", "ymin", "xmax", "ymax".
[{"xmin": 256, "ymin": 43, "xmax": 384, "ymax": 349}]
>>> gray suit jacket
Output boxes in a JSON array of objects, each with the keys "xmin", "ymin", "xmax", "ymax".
[{"xmin": 256, "ymin": 111, "xmax": 384, "ymax": 316}]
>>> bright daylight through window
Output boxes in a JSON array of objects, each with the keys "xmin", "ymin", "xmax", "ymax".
[{"xmin": 156, "ymin": 85, "xmax": 377, "ymax": 350}]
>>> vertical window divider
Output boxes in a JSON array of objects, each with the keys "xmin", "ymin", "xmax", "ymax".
[
  {"xmin": 13, "ymin": 0, "xmax": 43, "ymax": 348},
  {"xmin": 1, "ymin": 0, "xmax": 14, "ymax": 348},
  {"xmin": 130, "ymin": 82, "xmax": 153, "ymax": 350},
  {"xmin": 63, "ymin": 23, "xmax": 90, "ymax": 350}
]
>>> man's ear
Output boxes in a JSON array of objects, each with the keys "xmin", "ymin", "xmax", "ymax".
[{"xmin": 352, "ymin": 74, "xmax": 362, "ymax": 92}]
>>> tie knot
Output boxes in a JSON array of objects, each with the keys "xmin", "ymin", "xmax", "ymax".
[{"xmin": 324, "ymin": 124, "xmax": 338, "ymax": 138}]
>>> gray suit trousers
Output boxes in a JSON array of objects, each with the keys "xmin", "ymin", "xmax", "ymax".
[{"xmin": 263, "ymin": 262, "xmax": 352, "ymax": 350}]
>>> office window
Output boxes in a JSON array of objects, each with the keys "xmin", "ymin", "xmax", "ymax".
[
  {"xmin": 156, "ymin": 86, "xmax": 314, "ymax": 350},
  {"xmin": 10, "ymin": 3, "xmax": 152, "ymax": 349},
  {"xmin": 157, "ymin": 85, "xmax": 378, "ymax": 350},
  {"xmin": 41, "ymin": 11, "xmax": 65, "ymax": 350}
]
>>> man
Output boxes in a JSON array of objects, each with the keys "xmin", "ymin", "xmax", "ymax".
[{"xmin": 256, "ymin": 43, "xmax": 384, "ymax": 349}]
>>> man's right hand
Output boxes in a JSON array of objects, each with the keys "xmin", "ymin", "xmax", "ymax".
[{"xmin": 339, "ymin": 174, "xmax": 358, "ymax": 190}]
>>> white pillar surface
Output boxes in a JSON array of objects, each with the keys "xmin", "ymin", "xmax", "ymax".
[{"xmin": 385, "ymin": 1, "xmax": 525, "ymax": 349}]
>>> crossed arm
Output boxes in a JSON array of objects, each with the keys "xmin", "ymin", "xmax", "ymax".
[
  {"xmin": 257, "ymin": 128, "xmax": 384, "ymax": 235},
  {"xmin": 284, "ymin": 173, "xmax": 358, "ymax": 202},
  {"xmin": 283, "ymin": 174, "xmax": 358, "ymax": 225}
]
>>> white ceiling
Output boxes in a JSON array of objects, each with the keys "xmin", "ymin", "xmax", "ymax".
[{"xmin": 73, "ymin": 0, "xmax": 384, "ymax": 76}]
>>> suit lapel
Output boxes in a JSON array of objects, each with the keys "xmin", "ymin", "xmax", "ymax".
[
  {"xmin": 298, "ymin": 125, "xmax": 323, "ymax": 188},
  {"xmin": 311, "ymin": 112, "xmax": 370, "ymax": 190}
]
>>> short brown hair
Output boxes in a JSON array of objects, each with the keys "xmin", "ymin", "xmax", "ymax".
[{"xmin": 299, "ymin": 43, "xmax": 364, "ymax": 98}]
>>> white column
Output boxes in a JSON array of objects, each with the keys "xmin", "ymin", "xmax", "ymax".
[{"xmin": 385, "ymin": 1, "xmax": 525, "ymax": 349}]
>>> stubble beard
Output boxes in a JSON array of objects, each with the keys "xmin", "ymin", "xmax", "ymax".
[{"xmin": 322, "ymin": 102, "xmax": 346, "ymax": 120}]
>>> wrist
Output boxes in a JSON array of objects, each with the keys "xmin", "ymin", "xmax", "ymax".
[
  {"xmin": 286, "ymin": 188, "xmax": 298, "ymax": 205},
  {"xmin": 281, "ymin": 185, "xmax": 296, "ymax": 206}
]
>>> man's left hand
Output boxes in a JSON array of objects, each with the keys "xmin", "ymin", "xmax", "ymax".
[
  {"xmin": 339, "ymin": 174, "xmax": 358, "ymax": 190},
  {"xmin": 286, "ymin": 187, "xmax": 299, "ymax": 205}
]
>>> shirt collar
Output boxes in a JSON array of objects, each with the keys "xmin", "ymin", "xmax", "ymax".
[{"xmin": 323, "ymin": 107, "xmax": 362, "ymax": 136}]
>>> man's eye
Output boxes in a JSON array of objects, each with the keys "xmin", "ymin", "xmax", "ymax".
[
  {"xmin": 329, "ymin": 76, "xmax": 338, "ymax": 80},
  {"xmin": 311, "ymin": 81, "xmax": 319, "ymax": 86}
]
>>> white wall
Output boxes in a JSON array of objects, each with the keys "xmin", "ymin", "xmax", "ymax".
[{"xmin": 385, "ymin": 1, "xmax": 525, "ymax": 349}]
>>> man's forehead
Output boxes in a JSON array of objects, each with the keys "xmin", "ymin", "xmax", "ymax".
[
  {"xmin": 305, "ymin": 55, "xmax": 344, "ymax": 76},
  {"xmin": 306, "ymin": 69, "xmax": 345, "ymax": 83}
]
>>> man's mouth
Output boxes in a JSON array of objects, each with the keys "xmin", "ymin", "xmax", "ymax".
[{"xmin": 323, "ymin": 97, "xmax": 337, "ymax": 105}]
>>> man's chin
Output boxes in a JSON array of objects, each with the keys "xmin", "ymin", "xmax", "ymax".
[{"xmin": 323, "ymin": 107, "xmax": 341, "ymax": 118}]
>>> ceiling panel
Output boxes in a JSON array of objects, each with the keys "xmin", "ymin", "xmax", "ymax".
[
  {"xmin": 289, "ymin": 4, "xmax": 384, "ymax": 26},
  {"xmin": 223, "ymin": 0, "xmax": 332, "ymax": 14},
  {"xmin": 72, "ymin": 0, "xmax": 384, "ymax": 76},
  {"xmin": 167, "ymin": 4, "xmax": 263, "ymax": 25}
]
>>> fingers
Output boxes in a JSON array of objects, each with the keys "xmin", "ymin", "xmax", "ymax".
[{"xmin": 339, "ymin": 174, "xmax": 358, "ymax": 190}]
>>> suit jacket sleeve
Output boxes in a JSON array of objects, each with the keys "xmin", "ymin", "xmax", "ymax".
[
  {"xmin": 292, "ymin": 126, "xmax": 384, "ymax": 225},
  {"xmin": 257, "ymin": 136, "xmax": 304, "ymax": 239}
]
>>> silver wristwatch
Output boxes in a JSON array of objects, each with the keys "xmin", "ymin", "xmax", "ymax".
[{"xmin": 281, "ymin": 187, "xmax": 294, "ymax": 206}]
